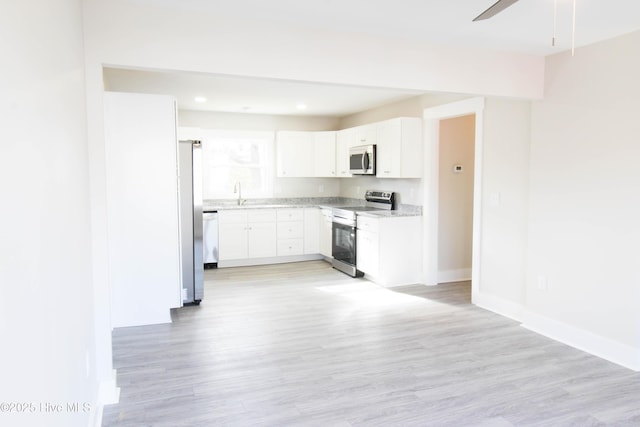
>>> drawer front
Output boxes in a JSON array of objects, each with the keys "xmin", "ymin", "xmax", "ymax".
[
  {"xmin": 277, "ymin": 221, "xmax": 304, "ymax": 239},
  {"xmin": 277, "ymin": 208, "xmax": 304, "ymax": 222},
  {"xmin": 218, "ymin": 210, "xmax": 248, "ymax": 224},
  {"xmin": 357, "ymin": 215, "xmax": 379, "ymax": 233},
  {"xmin": 277, "ymin": 238, "xmax": 303, "ymax": 256},
  {"xmin": 247, "ymin": 209, "xmax": 277, "ymax": 223}
]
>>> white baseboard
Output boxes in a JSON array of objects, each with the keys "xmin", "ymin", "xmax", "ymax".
[
  {"xmin": 438, "ymin": 268, "xmax": 471, "ymax": 284},
  {"xmin": 473, "ymin": 291, "xmax": 524, "ymax": 322},
  {"xmin": 92, "ymin": 370, "xmax": 120, "ymax": 427},
  {"xmin": 90, "ymin": 403, "xmax": 103, "ymax": 427},
  {"xmin": 474, "ymin": 292, "xmax": 640, "ymax": 371},
  {"xmin": 521, "ymin": 310, "xmax": 640, "ymax": 372},
  {"xmin": 218, "ymin": 253, "xmax": 323, "ymax": 268}
]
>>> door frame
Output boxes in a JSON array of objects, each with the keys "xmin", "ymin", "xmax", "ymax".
[{"xmin": 422, "ymin": 97, "xmax": 485, "ymax": 302}]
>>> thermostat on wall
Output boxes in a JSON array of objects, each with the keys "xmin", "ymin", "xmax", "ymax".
[{"xmin": 453, "ymin": 164, "xmax": 464, "ymax": 173}]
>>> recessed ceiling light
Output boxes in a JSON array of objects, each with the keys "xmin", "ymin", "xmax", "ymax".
[
  {"xmin": 296, "ymin": 103, "xmax": 307, "ymax": 110},
  {"xmin": 194, "ymin": 96, "xmax": 207, "ymax": 103}
]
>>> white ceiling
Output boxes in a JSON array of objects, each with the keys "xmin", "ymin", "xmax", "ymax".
[
  {"xmin": 135, "ymin": 0, "xmax": 640, "ymax": 55},
  {"xmin": 103, "ymin": 68, "xmax": 423, "ymax": 117},
  {"xmin": 107, "ymin": 0, "xmax": 640, "ymax": 117}
]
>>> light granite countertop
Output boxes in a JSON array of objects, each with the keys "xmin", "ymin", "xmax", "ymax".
[
  {"xmin": 204, "ymin": 197, "xmax": 422, "ymax": 217},
  {"xmin": 203, "ymin": 197, "xmax": 362, "ymax": 211},
  {"xmin": 355, "ymin": 208, "xmax": 422, "ymax": 218}
]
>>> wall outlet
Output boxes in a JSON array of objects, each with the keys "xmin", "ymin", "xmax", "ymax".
[
  {"xmin": 356, "ymin": 186, "xmax": 361, "ymax": 197},
  {"xmin": 537, "ymin": 275, "xmax": 548, "ymax": 291},
  {"xmin": 318, "ymin": 184, "xmax": 324, "ymax": 193}
]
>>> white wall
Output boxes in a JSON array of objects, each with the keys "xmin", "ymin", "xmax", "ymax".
[
  {"xmin": 478, "ymin": 98, "xmax": 531, "ymax": 307},
  {"xmin": 339, "ymin": 94, "xmax": 470, "ymax": 128},
  {"xmin": 421, "ymin": 97, "xmax": 530, "ymax": 314},
  {"xmin": 527, "ymin": 31, "xmax": 640, "ymax": 355},
  {"xmin": 81, "ymin": 0, "xmax": 544, "ymax": 99},
  {"xmin": 104, "ymin": 92, "xmax": 182, "ymax": 328},
  {"xmin": 438, "ymin": 115, "xmax": 475, "ymax": 282},
  {"xmin": 0, "ymin": 1, "xmax": 99, "ymax": 426}
]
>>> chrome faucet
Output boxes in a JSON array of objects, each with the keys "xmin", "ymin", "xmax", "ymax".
[{"xmin": 233, "ymin": 181, "xmax": 245, "ymax": 205}]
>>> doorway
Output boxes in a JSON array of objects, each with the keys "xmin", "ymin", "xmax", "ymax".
[
  {"xmin": 438, "ymin": 114, "xmax": 475, "ymax": 284},
  {"xmin": 422, "ymin": 97, "xmax": 485, "ymax": 302}
]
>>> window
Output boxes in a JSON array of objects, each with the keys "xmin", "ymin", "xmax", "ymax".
[{"xmin": 184, "ymin": 129, "xmax": 274, "ymax": 200}]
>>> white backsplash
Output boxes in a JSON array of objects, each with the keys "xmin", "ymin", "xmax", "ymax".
[
  {"xmin": 338, "ymin": 176, "xmax": 423, "ymax": 206},
  {"xmin": 272, "ymin": 177, "xmax": 340, "ymax": 198}
]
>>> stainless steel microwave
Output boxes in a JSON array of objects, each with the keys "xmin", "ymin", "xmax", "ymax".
[{"xmin": 349, "ymin": 144, "xmax": 376, "ymax": 175}]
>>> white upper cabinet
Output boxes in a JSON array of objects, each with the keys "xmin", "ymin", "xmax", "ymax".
[
  {"xmin": 276, "ymin": 117, "xmax": 422, "ymax": 179},
  {"xmin": 276, "ymin": 131, "xmax": 313, "ymax": 177},
  {"xmin": 376, "ymin": 117, "xmax": 423, "ymax": 178},
  {"xmin": 352, "ymin": 123, "xmax": 378, "ymax": 147},
  {"xmin": 313, "ymin": 131, "xmax": 336, "ymax": 177},
  {"xmin": 336, "ymin": 128, "xmax": 353, "ymax": 178},
  {"xmin": 276, "ymin": 131, "xmax": 336, "ymax": 178}
]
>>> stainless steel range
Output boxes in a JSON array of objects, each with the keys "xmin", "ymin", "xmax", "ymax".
[{"xmin": 331, "ymin": 190, "xmax": 396, "ymax": 277}]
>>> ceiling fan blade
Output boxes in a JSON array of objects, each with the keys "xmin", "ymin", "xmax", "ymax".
[{"xmin": 473, "ymin": 0, "xmax": 519, "ymax": 21}]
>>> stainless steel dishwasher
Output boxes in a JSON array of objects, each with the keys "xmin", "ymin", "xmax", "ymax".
[{"xmin": 203, "ymin": 211, "xmax": 218, "ymax": 268}]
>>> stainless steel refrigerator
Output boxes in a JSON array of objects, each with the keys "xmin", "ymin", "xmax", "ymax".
[{"xmin": 178, "ymin": 140, "xmax": 204, "ymax": 304}]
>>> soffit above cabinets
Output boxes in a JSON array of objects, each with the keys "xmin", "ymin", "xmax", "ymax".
[{"xmin": 103, "ymin": 67, "xmax": 423, "ymax": 117}]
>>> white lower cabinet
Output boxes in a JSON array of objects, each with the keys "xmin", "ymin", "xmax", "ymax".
[
  {"xmin": 219, "ymin": 206, "xmax": 421, "ymax": 278},
  {"xmin": 218, "ymin": 211, "xmax": 248, "ymax": 261},
  {"xmin": 247, "ymin": 222, "xmax": 277, "ymax": 258},
  {"xmin": 277, "ymin": 208, "xmax": 303, "ymax": 256},
  {"xmin": 356, "ymin": 215, "xmax": 422, "ymax": 287},
  {"xmin": 219, "ymin": 222, "xmax": 249, "ymax": 260},
  {"xmin": 303, "ymin": 208, "xmax": 320, "ymax": 254},
  {"xmin": 219, "ymin": 207, "xmax": 325, "ymax": 266},
  {"xmin": 319, "ymin": 208, "xmax": 333, "ymax": 257},
  {"xmin": 277, "ymin": 238, "xmax": 304, "ymax": 256},
  {"xmin": 219, "ymin": 209, "xmax": 276, "ymax": 260},
  {"xmin": 356, "ymin": 229, "xmax": 379, "ymax": 277}
]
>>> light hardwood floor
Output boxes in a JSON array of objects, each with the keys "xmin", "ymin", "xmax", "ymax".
[{"xmin": 103, "ymin": 261, "xmax": 640, "ymax": 426}]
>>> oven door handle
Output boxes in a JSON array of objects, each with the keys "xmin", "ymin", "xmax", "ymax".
[{"xmin": 332, "ymin": 216, "xmax": 356, "ymax": 227}]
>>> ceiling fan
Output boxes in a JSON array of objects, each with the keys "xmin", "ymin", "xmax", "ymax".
[
  {"xmin": 473, "ymin": 0, "xmax": 579, "ymax": 56},
  {"xmin": 473, "ymin": 0, "xmax": 519, "ymax": 21}
]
